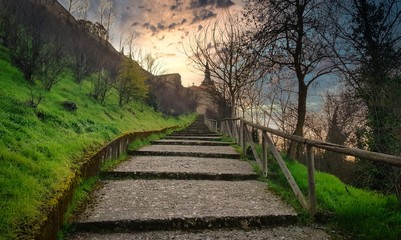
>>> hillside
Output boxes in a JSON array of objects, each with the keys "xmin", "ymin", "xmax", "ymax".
[
  {"xmin": 43, "ymin": 0, "xmax": 196, "ymax": 116},
  {"xmin": 0, "ymin": 45, "xmax": 195, "ymax": 239}
]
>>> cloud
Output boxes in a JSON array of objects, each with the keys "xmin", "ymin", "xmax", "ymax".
[
  {"xmin": 190, "ymin": 0, "xmax": 235, "ymax": 9},
  {"xmin": 143, "ymin": 22, "xmax": 157, "ymax": 33},
  {"xmin": 170, "ymin": 0, "xmax": 184, "ymax": 11},
  {"xmin": 159, "ymin": 53, "xmax": 177, "ymax": 58},
  {"xmin": 192, "ymin": 9, "xmax": 217, "ymax": 23},
  {"xmin": 168, "ymin": 23, "xmax": 178, "ymax": 29},
  {"xmin": 157, "ymin": 22, "xmax": 166, "ymax": 30}
]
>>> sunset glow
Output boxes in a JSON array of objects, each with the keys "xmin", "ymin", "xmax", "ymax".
[{"xmin": 60, "ymin": 0, "xmax": 243, "ymax": 86}]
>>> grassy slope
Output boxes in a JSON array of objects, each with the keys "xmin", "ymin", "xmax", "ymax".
[
  {"xmin": 265, "ymin": 157, "xmax": 401, "ymax": 240},
  {"xmin": 0, "ymin": 46, "xmax": 195, "ymax": 239}
]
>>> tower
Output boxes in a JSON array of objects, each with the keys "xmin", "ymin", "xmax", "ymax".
[{"xmin": 200, "ymin": 62, "xmax": 213, "ymax": 87}]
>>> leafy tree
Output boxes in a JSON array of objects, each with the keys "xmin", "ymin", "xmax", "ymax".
[
  {"xmin": 327, "ymin": 0, "xmax": 401, "ymax": 197},
  {"xmin": 90, "ymin": 69, "xmax": 113, "ymax": 104},
  {"xmin": 116, "ymin": 58, "xmax": 148, "ymax": 107}
]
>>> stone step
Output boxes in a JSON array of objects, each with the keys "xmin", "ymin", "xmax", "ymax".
[
  {"xmin": 165, "ymin": 136, "xmax": 223, "ymax": 141},
  {"xmin": 130, "ymin": 145, "xmax": 240, "ymax": 159},
  {"xmin": 152, "ymin": 139, "xmax": 232, "ymax": 146},
  {"xmin": 72, "ymin": 180, "xmax": 297, "ymax": 233},
  {"xmin": 67, "ymin": 226, "xmax": 331, "ymax": 240},
  {"xmin": 102, "ymin": 171, "xmax": 258, "ymax": 181},
  {"xmin": 101, "ymin": 156, "xmax": 257, "ymax": 181},
  {"xmin": 171, "ymin": 133, "xmax": 221, "ymax": 136}
]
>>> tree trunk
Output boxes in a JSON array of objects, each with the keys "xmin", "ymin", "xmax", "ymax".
[
  {"xmin": 230, "ymin": 95, "xmax": 236, "ymax": 118},
  {"xmin": 288, "ymin": 81, "xmax": 307, "ymax": 159}
]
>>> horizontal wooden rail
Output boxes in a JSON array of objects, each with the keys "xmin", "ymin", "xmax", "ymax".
[
  {"xmin": 204, "ymin": 116, "xmax": 401, "ymax": 219},
  {"xmin": 242, "ymin": 119, "xmax": 401, "ymax": 167}
]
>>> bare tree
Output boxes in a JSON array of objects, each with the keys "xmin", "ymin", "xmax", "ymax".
[
  {"xmin": 237, "ymin": 76, "xmax": 268, "ymax": 124},
  {"xmin": 244, "ymin": 0, "xmax": 336, "ymax": 158},
  {"xmin": 74, "ymin": 0, "xmax": 90, "ymax": 20},
  {"xmin": 35, "ymin": 34, "xmax": 67, "ymax": 91},
  {"xmin": 125, "ymin": 33, "xmax": 135, "ymax": 59},
  {"xmin": 142, "ymin": 53, "xmax": 168, "ymax": 76},
  {"xmin": 97, "ymin": 0, "xmax": 114, "ymax": 41},
  {"xmin": 66, "ymin": 0, "xmax": 79, "ymax": 14},
  {"xmin": 184, "ymin": 11, "xmax": 262, "ymax": 118},
  {"xmin": 9, "ymin": 2, "xmax": 48, "ymax": 83}
]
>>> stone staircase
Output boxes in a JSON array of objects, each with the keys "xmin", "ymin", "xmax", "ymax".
[{"xmin": 67, "ymin": 118, "xmax": 330, "ymax": 239}]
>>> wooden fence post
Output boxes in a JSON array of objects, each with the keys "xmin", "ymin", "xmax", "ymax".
[
  {"xmin": 306, "ymin": 144, "xmax": 317, "ymax": 218},
  {"xmin": 226, "ymin": 121, "xmax": 233, "ymax": 138},
  {"xmin": 265, "ymin": 133, "xmax": 309, "ymax": 209},
  {"xmin": 240, "ymin": 120, "xmax": 246, "ymax": 154},
  {"xmin": 244, "ymin": 125, "xmax": 262, "ymax": 166},
  {"xmin": 262, "ymin": 131, "xmax": 269, "ymax": 177}
]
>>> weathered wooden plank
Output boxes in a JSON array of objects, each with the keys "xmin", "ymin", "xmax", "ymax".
[
  {"xmin": 244, "ymin": 125, "xmax": 262, "ymax": 166},
  {"xmin": 262, "ymin": 131, "xmax": 269, "ymax": 178},
  {"xmin": 306, "ymin": 145, "xmax": 317, "ymax": 218},
  {"xmin": 264, "ymin": 133, "xmax": 309, "ymax": 209},
  {"xmin": 226, "ymin": 121, "xmax": 233, "ymax": 138}
]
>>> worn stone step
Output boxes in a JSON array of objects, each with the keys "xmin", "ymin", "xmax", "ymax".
[
  {"xmin": 101, "ymin": 156, "xmax": 257, "ymax": 180},
  {"xmin": 67, "ymin": 226, "xmax": 331, "ymax": 240},
  {"xmin": 72, "ymin": 180, "xmax": 297, "ymax": 233},
  {"xmin": 130, "ymin": 145, "xmax": 240, "ymax": 159},
  {"xmin": 102, "ymin": 171, "xmax": 258, "ymax": 181},
  {"xmin": 152, "ymin": 139, "xmax": 232, "ymax": 146},
  {"xmin": 165, "ymin": 136, "xmax": 223, "ymax": 141},
  {"xmin": 171, "ymin": 133, "xmax": 221, "ymax": 137},
  {"xmin": 174, "ymin": 128, "xmax": 212, "ymax": 131}
]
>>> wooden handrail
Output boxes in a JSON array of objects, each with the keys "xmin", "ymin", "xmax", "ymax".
[
  {"xmin": 204, "ymin": 116, "xmax": 401, "ymax": 219},
  {"xmin": 241, "ymin": 119, "xmax": 401, "ymax": 167}
]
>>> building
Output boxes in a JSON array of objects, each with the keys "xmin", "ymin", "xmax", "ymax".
[{"xmin": 190, "ymin": 63, "xmax": 218, "ymax": 117}]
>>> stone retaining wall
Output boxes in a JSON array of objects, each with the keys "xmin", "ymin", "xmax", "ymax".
[{"xmin": 35, "ymin": 126, "xmax": 179, "ymax": 240}]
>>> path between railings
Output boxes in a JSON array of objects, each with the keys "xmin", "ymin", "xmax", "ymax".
[{"xmin": 66, "ymin": 117, "xmax": 331, "ymax": 239}]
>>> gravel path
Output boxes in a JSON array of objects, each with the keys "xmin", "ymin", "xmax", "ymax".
[
  {"xmin": 113, "ymin": 156, "xmax": 254, "ymax": 175},
  {"xmin": 67, "ymin": 118, "xmax": 334, "ymax": 239},
  {"xmin": 68, "ymin": 226, "xmax": 331, "ymax": 240},
  {"xmin": 76, "ymin": 180, "xmax": 296, "ymax": 223},
  {"xmin": 153, "ymin": 139, "xmax": 232, "ymax": 146},
  {"xmin": 136, "ymin": 145, "xmax": 239, "ymax": 155}
]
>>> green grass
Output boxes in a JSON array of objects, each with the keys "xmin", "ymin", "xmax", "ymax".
[
  {"xmin": 0, "ymin": 45, "xmax": 196, "ymax": 239},
  {"xmin": 265, "ymin": 155, "xmax": 401, "ymax": 239},
  {"xmin": 60, "ymin": 176, "xmax": 99, "ymax": 239},
  {"xmin": 226, "ymin": 132, "xmax": 401, "ymax": 239}
]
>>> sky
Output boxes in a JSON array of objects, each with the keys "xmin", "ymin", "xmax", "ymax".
[
  {"xmin": 60, "ymin": 0, "xmax": 243, "ymax": 87},
  {"xmin": 58, "ymin": 0, "xmax": 335, "ymax": 112}
]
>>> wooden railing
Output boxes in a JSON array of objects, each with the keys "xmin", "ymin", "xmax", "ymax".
[
  {"xmin": 204, "ymin": 117, "xmax": 401, "ymax": 217},
  {"xmin": 204, "ymin": 117, "xmax": 218, "ymax": 133}
]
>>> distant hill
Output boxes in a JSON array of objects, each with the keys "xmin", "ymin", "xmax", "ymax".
[{"xmin": 29, "ymin": 0, "xmax": 196, "ymax": 115}]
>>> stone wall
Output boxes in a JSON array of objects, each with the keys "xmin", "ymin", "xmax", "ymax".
[{"xmin": 35, "ymin": 126, "xmax": 179, "ymax": 240}]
